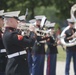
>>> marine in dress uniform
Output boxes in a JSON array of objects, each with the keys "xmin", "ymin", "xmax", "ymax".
[
  {"xmin": 46, "ymin": 23, "xmax": 58, "ymax": 75},
  {"xmin": 31, "ymin": 15, "xmax": 47, "ymax": 75},
  {"xmin": 18, "ymin": 16, "xmax": 36, "ymax": 75},
  {"xmin": 27, "ymin": 19, "xmax": 36, "ymax": 75},
  {"xmin": 27, "ymin": 31, "xmax": 35, "ymax": 75},
  {"xmin": 0, "ymin": 10, "xmax": 7, "ymax": 75},
  {"xmin": 64, "ymin": 18, "xmax": 76, "ymax": 75},
  {"xmin": 2, "ymin": 11, "xmax": 35, "ymax": 75}
]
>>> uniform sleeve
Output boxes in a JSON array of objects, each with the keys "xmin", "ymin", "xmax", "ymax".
[
  {"xmin": 64, "ymin": 30, "xmax": 72, "ymax": 42},
  {"xmin": 11, "ymin": 32, "xmax": 35, "ymax": 47},
  {"xmin": 64, "ymin": 30, "xmax": 68, "ymax": 42},
  {"xmin": 47, "ymin": 37, "xmax": 54, "ymax": 46},
  {"xmin": 23, "ymin": 36, "xmax": 35, "ymax": 47},
  {"xmin": 65, "ymin": 30, "xmax": 67, "ymax": 35},
  {"xmin": 29, "ymin": 31, "xmax": 49, "ymax": 42},
  {"xmin": 36, "ymin": 36, "xmax": 49, "ymax": 41}
]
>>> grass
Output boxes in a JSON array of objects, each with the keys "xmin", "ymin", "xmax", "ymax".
[
  {"xmin": 57, "ymin": 45, "xmax": 66, "ymax": 61},
  {"xmin": 45, "ymin": 45, "xmax": 66, "ymax": 61}
]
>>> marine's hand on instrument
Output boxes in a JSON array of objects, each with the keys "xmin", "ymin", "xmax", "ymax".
[
  {"xmin": 28, "ymin": 25, "xmax": 35, "ymax": 32},
  {"xmin": 46, "ymin": 38, "xmax": 50, "ymax": 41},
  {"xmin": 57, "ymin": 40, "xmax": 61, "ymax": 45},
  {"xmin": 45, "ymin": 33, "xmax": 50, "ymax": 37},
  {"xmin": 71, "ymin": 32, "xmax": 76, "ymax": 38},
  {"xmin": 67, "ymin": 33, "xmax": 76, "ymax": 40}
]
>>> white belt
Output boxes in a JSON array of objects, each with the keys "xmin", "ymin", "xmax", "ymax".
[
  {"xmin": 0, "ymin": 49, "xmax": 6, "ymax": 53},
  {"xmin": 7, "ymin": 50, "xmax": 27, "ymax": 58},
  {"xmin": 39, "ymin": 40, "xmax": 46, "ymax": 43}
]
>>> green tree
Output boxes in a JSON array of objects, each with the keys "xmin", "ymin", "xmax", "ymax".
[
  {"xmin": 0, "ymin": 0, "xmax": 76, "ymax": 20},
  {"xmin": 0, "ymin": 0, "xmax": 53, "ymax": 19},
  {"xmin": 53, "ymin": 0, "xmax": 76, "ymax": 19}
]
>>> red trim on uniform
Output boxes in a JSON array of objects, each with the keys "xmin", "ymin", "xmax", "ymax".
[
  {"xmin": 17, "ymin": 35, "xmax": 23, "ymax": 40},
  {"xmin": 47, "ymin": 54, "xmax": 50, "ymax": 75}
]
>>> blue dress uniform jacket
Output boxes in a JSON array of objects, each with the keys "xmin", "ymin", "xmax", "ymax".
[
  {"xmin": 2, "ymin": 27, "xmax": 35, "ymax": 75},
  {"xmin": 0, "ymin": 29, "xmax": 7, "ymax": 73},
  {"xmin": 32, "ymin": 36, "xmax": 48, "ymax": 54},
  {"xmin": 0, "ymin": 30, "xmax": 4, "ymax": 49},
  {"xmin": 32, "ymin": 36, "xmax": 49, "ymax": 75},
  {"xmin": 46, "ymin": 36, "xmax": 58, "ymax": 54},
  {"xmin": 46, "ymin": 36, "xmax": 58, "ymax": 75}
]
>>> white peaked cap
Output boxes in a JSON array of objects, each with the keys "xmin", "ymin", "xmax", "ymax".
[
  {"xmin": 45, "ymin": 22, "xmax": 56, "ymax": 28},
  {"xmin": 40, "ymin": 16, "xmax": 46, "ymax": 28},
  {"xmin": 4, "ymin": 11, "xmax": 20, "ymax": 17},
  {"xmin": 34, "ymin": 15, "xmax": 47, "ymax": 28},
  {"xmin": 49, "ymin": 22, "xmax": 56, "ymax": 27},
  {"xmin": 18, "ymin": 15, "xmax": 25, "ymax": 21},
  {"xmin": 34, "ymin": 15, "xmax": 46, "ymax": 20},
  {"xmin": 45, "ymin": 20, "xmax": 51, "ymax": 25},
  {"xmin": 29, "ymin": 19, "xmax": 36, "ymax": 26},
  {"xmin": 67, "ymin": 18, "xmax": 75, "ymax": 23},
  {"xmin": 0, "ymin": 10, "xmax": 4, "ymax": 16},
  {"xmin": 29, "ymin": 19, "xmax": 36, "ymax": 23}
]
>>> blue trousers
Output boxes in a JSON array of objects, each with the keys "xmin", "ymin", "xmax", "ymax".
[
  {"xmin": 46, "ymin": 54, "xmax": 57, "ymax": 75},
  {"xmin": 32, "ymin": 54, "xmax": 45, "ymax": 75},
  {"xmin": 0, "ymin": 72, "xmax": 5, "ymax": 75},
  {"xmin": 65, "ymin": 51, "xmax": 76, "ymax": 75},
  {"xmin": 27, "ymin": 51, "xmax": 33, "ymax": 75}
]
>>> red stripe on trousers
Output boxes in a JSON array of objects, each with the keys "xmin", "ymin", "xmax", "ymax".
[{"xmin": 47, "ymin": 54, "xmax": 50, "ymax": 75}]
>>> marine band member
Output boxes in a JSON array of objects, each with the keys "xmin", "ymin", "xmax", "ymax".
[{"xmin": 2, "ymin": 11, "xmax": 36, "ymax": 75}]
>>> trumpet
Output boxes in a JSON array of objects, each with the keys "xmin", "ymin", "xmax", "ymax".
[
  {"xmin": 17, "ymin": 22, "xmax": 53, "ymax": 37},
  {"xmin": 35, "ymin": 29, "xmax": 53, "ymax": 36},
  {"xmin": 17, "ymin": 23, "xmax": 31, "ymax": 36},
  {"xmin": 17, "ymin": 23, "xmax": 35, "ymax": 30},
  {"xmin": 17, "ymin": 22, "xmax": 36, "ymax": 34}
]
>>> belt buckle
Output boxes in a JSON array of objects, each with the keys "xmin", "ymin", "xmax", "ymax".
[{"xmin": 0, "ymin": 49, "xmax": 6, "ymax": 53}]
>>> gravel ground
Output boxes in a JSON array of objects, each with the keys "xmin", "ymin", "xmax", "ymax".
[{"xmin": 44, "ymin": 61, "xmax": 74, "ymax": 75}]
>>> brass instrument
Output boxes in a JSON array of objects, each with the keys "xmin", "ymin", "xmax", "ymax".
[
  {"xmin": 17, "ymin": 22, "xmax": 53, "ymax": 37},
  {"xmin": 60, "ymin": 4, "xmax": 76, "ymax": 47},
  {"xmin": 17, "ymin": 22, "xmax": 35, "ymax": 36},
  {"xmin": 36, "ymin": 29, "xmax": 52, "ymax": 36}
]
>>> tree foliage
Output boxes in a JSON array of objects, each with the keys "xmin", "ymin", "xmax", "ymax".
[
  {"xmin": 0, "ymin": 0, "xmax": 53, "ymax": 19},
  {"xmin": 53, "ymin": 0, "xmax": 76, "ymax": 19},
  {"xmin": 0, "ymin": 0, "xmax": 76, "ymax": 20}
]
